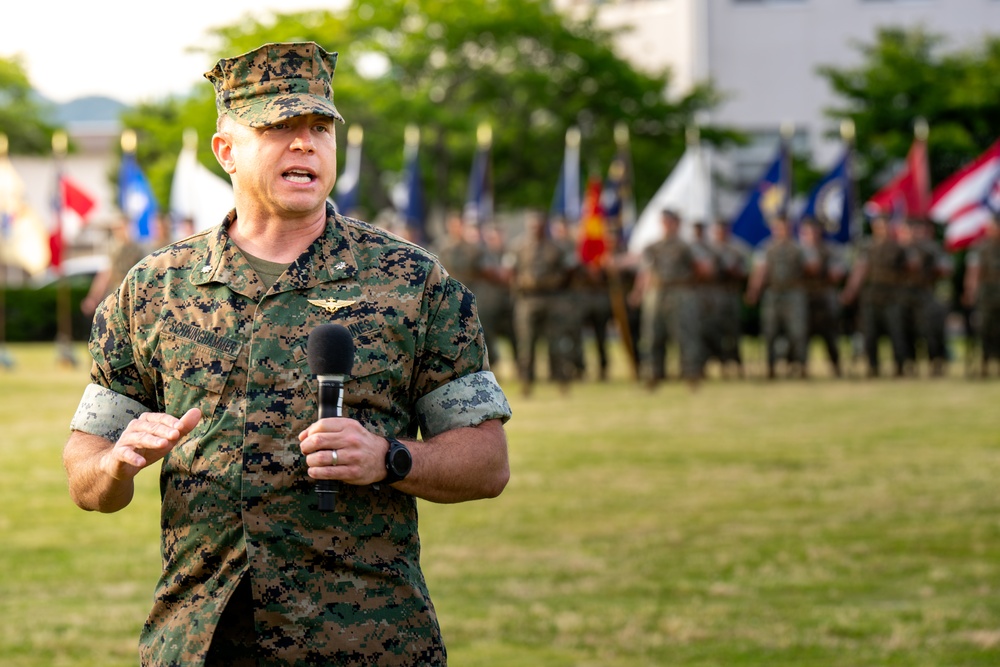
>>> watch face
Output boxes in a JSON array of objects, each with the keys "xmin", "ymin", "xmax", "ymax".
[{"xmin": 389, "ymin": 445, "xmax": 412, "ymax": 476}]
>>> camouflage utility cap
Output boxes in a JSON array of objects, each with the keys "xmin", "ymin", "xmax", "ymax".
[{"xmin": 205, "ymin": 41, "xmax": 345, "ymax": 127}]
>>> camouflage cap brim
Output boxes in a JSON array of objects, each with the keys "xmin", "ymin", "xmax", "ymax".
[
  {"xmin": 206, "ymin": 42, "xmax": 346, "ymax": 127},
  {"xmin": 226, "ymin": 95, "xmax": 345, "ymax": 128}
]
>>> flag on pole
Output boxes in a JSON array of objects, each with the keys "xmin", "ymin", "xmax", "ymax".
[
  {"xmin": 119, "ymin": 151, "xmax": 158, "ymax": 243},
  {"xmin": 391, "ymin": 125, "xmax": 426, "ymax": 243},
  {"xmin": 731, "ymin": 139, "xmax": 791, "ymax": 248},
  {"xmin": 0, "ymin": 151, "xmax": 24, "ymax": 241},
  {"xmin": 602, "ymin": 123, "xmax": 637, "ymax": 242},
  {"xmin": 578, "ymin": 175, "xmax": 607, "ymax": 266},
  {"xmin": 629, "ymin": 136, "xmax": 713, "ymax": 255},
  {"xmin": 799, "ymin": 146, "xmax": 854, "ymax": 244},
  {"xmin": 551, "ymin": 127, "xmax": 581, "ymax": 225},
  {"xmin": 464, "ymin": 123, "xmax": 493, "ymax": 226},
  {"xmin": 334, "ymin": 124, "xmax": 363, "ymax": 216},
  {"xmin": 49, "ymin": 174, "xmax": 96, "ymax": 269},
  {"xmin": 928, "ymin": 138, "xmax": 1000, "ymax": 250},
  {"xmin": 170, "ymin": 130, "xmax": 234, "ymax": 236},
  {"xmin": 864, "ymin": 127, "xmax": 930, "ymax": 222},
  {"xmin": 1, "ymin": 141, "xmax": 50, "ymax": 275}
]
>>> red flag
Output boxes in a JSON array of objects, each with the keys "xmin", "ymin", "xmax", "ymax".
[
  {"xmin": 928, "ymin": 138, "xmax": 1000, "ymax": 250},
  {"xmin": 864, "ymin": 135, "xmax": 930, "ymax": 221},
  {"xmin": 49, "ymin": 175, "xmax": 97, "ymax": 269},
  {"xmin": 61, "ymin": 176, "xmax": 96, "ymax": 218},
  {"xmin": 578, "ymin": 176, "xmax": 607, "ymax": 266}
]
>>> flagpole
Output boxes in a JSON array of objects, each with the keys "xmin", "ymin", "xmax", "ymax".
[
  {"xmin": 477, "ymin": 122, "xmax": 493, "ymax": 227},
  {"xmin": 780, "ymin": 121, "xmax": 795, "ymax": 220},
  {"xmin": 52, "ymin": 130, "xmax": 76, "ymax": 367},
  {"xmin": 606, "ymin": 123, "xmax": 639, "ymax": 380},
  {"xmin": 840, "ymin": 119, "xmax": 858, "ymax": 242}
]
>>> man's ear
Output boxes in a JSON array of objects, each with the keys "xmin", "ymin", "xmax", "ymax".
[{"xmin": 212, "ymin": 131, "xmax": 237, "ymax": 175}]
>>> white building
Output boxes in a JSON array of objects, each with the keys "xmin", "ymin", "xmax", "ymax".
[{"xmin": 563, "ymin": 0, "xmax": 1000, "ymax": 199}]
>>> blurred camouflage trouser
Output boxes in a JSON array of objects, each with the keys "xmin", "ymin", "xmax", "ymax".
[
  {"xmin": 703, "ymin": 286, "xmax": 743, "ymax": 365},
  {"xmin": 977, "ymin": 298, "xmax": 1000, "ymax": 363},
  {"xmin": 639, "ymin": 286, "xmax": 702, "ymax": 380},
  {"xmin": 807, "ymin": 289, "xmax": 841, "ymax": 368},
  {"xmin": 761, "ymin": 288, "xmax": 808, "ymax": 368},
  {"xmin": 860, "ymin": 287, "xmax": 907, "ymax": 374},
  {"xmin": 515, "ymin": 293, "xmax": 574, "ymax": 383},
  {"xmin": 902, "ymin": 286, "xmax": 947, "ymax": 363}
]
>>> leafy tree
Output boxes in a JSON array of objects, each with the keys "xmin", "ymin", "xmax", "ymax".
[
  {"xmin": 124, "ymin": 1, "xmax": 728, "ymax": 231},
  {"xmin": 819, "ymin": 27, "xmax": 1000, "ymax": 200},
  {"xmin": 0, "ymin": 55, "xmax": 57, "ymax": 154}
]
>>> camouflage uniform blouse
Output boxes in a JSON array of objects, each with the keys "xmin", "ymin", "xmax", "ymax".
[{"xmin": 71, "ymin": 204, "xmax": 511, "ymax": 666}]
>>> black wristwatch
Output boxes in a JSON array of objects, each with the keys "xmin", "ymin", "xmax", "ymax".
[{"xmin": 384, "ymin": 437, "xmax": 412, "ymax": 484}]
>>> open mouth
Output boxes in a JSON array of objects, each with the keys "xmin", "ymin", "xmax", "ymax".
[{"xmin": 284, "ymin": 169, "xmax": 316, "ymax": 184}]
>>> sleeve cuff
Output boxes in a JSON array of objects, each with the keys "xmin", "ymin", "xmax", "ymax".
[
  {"xmin": 69, "ymin": 384, "xmax": 150, "ymax": 442},
  {"xmin": 416, "ymin": 370, "xmax": 512, "ymax": 439}
]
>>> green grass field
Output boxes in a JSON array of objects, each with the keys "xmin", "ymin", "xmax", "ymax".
[{"xmin": 2, "ymin": 342, "xmax": 999, "ymax": 666}]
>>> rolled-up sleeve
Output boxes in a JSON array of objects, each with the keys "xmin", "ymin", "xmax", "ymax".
[{"xmin": 416, "ymin": 371, "xmax": 512, "ymax": 439}]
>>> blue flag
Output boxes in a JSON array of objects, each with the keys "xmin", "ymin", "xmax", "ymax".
[
  {"xmin": 464, "ymin": 142, "xmax": 493, "ymax": 226},
  {"xmin": 799, "ymin": 147, "xmax": 853, "ymax": 244},
  {"xmin": 119, "ymin": 152, "xmax": 158, "ymax": 243},
  {"xmin": 394, "ymin": 141, "xmax": 426, "ymax": 244},
  {"xmin": 333, "ymin": 125, "xmax": 363, "ymax": 216},
  {"xmin": 551, "ymin": 129, "xmax": 581, "ymax": 225},
  {"xmin": 731, "ymin": 143, "xmax": 790, "ymax": 247}
]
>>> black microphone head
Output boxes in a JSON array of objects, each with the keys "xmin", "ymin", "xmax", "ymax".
[{"xmin": 307, "ymin": 324, "xmax": 355, "ymax": 376}]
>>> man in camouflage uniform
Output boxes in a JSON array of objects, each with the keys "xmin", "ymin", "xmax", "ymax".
[
  {"xmin": 631, "ymin": 209, "xmax": 709, "ymax": 389},
  {"xmin": 434, "ymin": 211, "xmax": 506, "ymax": 366},
  {"xmin": 899, "ymin": 219, "xmax": 951, "ymax": 376},
  {"xmin": 62, "ymin": 42, "xmax": 511, "ymax": 667},
  {"xmin": 510, "ymin": 210, "xmax": 574, "ymax": 395},
  {"xmin": 709, "ymin": 218, "xmax": 750, "ymax": 378},
  {"xmin": 745, "ymin": 216, "xmax": 808, "ymax": 379},
  {"xmin": 841, "ymin": 215, "xmax": 907, "ymax": 377},
  {"xmin": 799, "ymin": 218, "xmax": 846, "ymax": 377},
  {"xmin": 963, "ymin": 215, "xmax": 1000, "ymax": 376},
  {"xmin": 80, "ymin": 216, "xmax": 148, "ymax": 317},
  {"xmin": 690, "ymin": 221, "xmax": 720, "ymax": 371}
]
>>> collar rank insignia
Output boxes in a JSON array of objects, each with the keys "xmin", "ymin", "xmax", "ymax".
[{"xmin": 308, "ymin": 298, "xmax": 356, "ymax": 314}]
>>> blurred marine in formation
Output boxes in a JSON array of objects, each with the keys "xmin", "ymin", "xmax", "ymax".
[
  {"xmin": 841, "ymin": 215, "xmax": 908, "ymax": 377},
  {"xmin": 631, "ymin": 209, "xmax": 711, "ymax": 389},
  {"xmin": 745, "ymin": 215, "xmax": 808, "ymax": 379},
  {"xmin": 963, "ymin": 214, "xmax": 1000, "ymax": 376},
  {"xmin": 799, "ymin": 218, "xmax": 846, "ymax": 377}
]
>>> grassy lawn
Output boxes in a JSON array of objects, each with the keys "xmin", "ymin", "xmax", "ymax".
[{"xmin": 2, "ymin": 342, "xmax": 999, "ymax": 665}]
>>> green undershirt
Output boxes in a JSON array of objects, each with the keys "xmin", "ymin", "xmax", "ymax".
[{"xmin": 241, "ymin": 249, "xmax": 291, "ymax": 292}]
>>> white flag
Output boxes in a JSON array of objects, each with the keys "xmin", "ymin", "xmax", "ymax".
[
  {"xmin": 628, "ymin": 143, "xmax": 713, "ymax": 255},
  {"xmin": 170, "ymin": 139, "xmax": 234, "ymax": 236}
]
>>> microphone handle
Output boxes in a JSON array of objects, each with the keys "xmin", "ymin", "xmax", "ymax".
[{"xmin": 316, "ymin": 376, "xmax": 344, "ymax": 512}]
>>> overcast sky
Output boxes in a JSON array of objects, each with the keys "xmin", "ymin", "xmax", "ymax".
[{"xmin": 1, "ymin": 1, "xmax": 342, "ymax": 104}]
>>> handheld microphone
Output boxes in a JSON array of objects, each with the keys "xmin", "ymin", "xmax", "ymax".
[{"xmin": 306, "ymin": 323, "xmax": 355, "ymax": 512}]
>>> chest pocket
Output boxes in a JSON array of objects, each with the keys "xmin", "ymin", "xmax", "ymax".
[
  {"xmin": 295, "ymin": 307, "xmax": 405, "ymax": 435},
  {"xmin": 150, "ymin": 330, "xmax": 239, "ymax": 423}
]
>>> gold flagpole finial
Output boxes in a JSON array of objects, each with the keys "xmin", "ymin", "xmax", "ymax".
[
  {"xmin": 404, "ymin": 124, "xmax": 420, "ymax": 147},
  {"xmin": 614, "ymin": 122, "xmax": 630, "ymax": 148},
  {"xmin": 52, "ymin": 130, "xmax": 68, "ymax": 157},
  {"xmin": 182, "ymin": 128, "xmax": 198, "ymax": 151},
  {"xmin": 566, "ymin": 126, "xmax": 581, "ymax": 148},
  {"xmin": 348, "ymin": 124, "xmax": 364, "ymax": 146},
  {"xmin": 840, "ymin": 119, "xmax": 856, "ymax": 143},
  {"xmin": 914, "ymin": 117, "xmax": 929, "ymax": 141},
  {"xmin": 121, "ymin": 128, "xmax": 137, "ymax": 154},
  {"xmin": 686, "ymin": 125, "xmax": 701, "ymax": 146},
  {"xmin": 780, "ymin": 121, "xmax": 795, "ymax": 141},
  {"xmin": 477, "ymin": 122, "xmax": 492, "ymax": 148}
]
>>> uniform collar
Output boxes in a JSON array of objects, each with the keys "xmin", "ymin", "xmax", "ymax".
[{"xmin": 192, "ymin": 203, "xmax": 359, "ymax": 298}]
